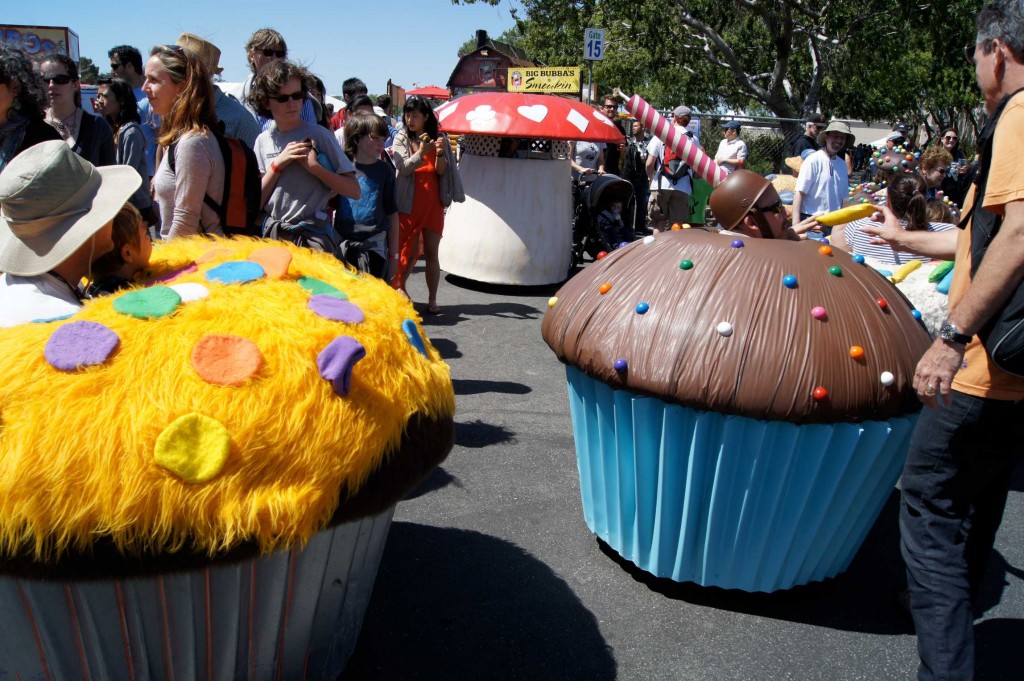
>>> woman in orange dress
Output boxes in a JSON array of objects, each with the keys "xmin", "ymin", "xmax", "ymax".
[{"xmin": 391, "ymin": 96, "xmax": 450, "ymax": 314}]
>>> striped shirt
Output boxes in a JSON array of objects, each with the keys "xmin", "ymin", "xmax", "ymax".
[{"xmin": 844, "ymin": 217, "xmax": 956, "ymax": 265}]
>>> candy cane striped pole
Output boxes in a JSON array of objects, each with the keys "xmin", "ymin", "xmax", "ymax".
[{"xmin": 614, "ymin": 90, "xmax": 728, "ymax": 187}]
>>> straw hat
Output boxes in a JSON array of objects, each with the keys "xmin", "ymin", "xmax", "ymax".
[
  {"xmin": 784, "ymin": 156, "xmax": 803, "ymax": 174},
  {"xmin": 0, "ymin": 141, "xmax": 141, "ymax": 276},
  {"xmin": 176, "ymin": 33, "xmax": 224, "ymax": 75}
]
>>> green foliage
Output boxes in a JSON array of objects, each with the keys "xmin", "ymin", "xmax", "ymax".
[
  {"xmin": 78, "ymin": 56, "xmax": 100, "ymax": 85},
  {"xmin": 454, "ymin": 0, "xmax": 984, "ymax": 135}
]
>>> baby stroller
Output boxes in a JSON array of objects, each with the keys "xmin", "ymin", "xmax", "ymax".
[{"xmin": 571, "ymin": 173, "xmax": 636, "ymax": 267}]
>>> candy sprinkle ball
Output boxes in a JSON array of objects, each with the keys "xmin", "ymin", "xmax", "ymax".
[
  {"xmin": 680, "ymin": 259, "xmax": 694, "ymax": 270},
  {"xmin": 643, "ymin": 235, "xmax": 656, "ymax": 245},
  {"xmin": 671, "ymin": 223, "xmax": 682, "ymax": 231},
  {"xmin": 548, "ymin": 297, "xmax": 558, "ymax": 308},
  {"xmin": 599, "ymin": 282, "xmax": 612, "ymax": 294}
]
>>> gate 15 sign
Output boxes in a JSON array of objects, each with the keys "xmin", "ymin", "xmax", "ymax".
[{"xmin": 584, "ymin": 28, "xmax": 605, "ymax": 61}]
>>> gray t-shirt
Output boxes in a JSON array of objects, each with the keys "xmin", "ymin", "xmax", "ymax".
[{"xmin": 254, "ymin": 122, "xmax": 355, "ymax": 226}]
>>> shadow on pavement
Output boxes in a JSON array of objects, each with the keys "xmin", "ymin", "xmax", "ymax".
[
  {"xmin": 1008, "ymin": 459, "xmax": 1024, "ymax": 492},
  {"xmin": 597, "ymin": 489, "xmax": 916, "ymax": 635},
  {"xmin": 418, "ymin": 301, "xmax": 543, "ymax": 327},
  {"xmin": 445, "ymin": 273, "xmax": 564, "ymax": 298},
  {"xmin": 455, "ymin": 419, "xmax": 516, "ymax": 448},
  {"xmin": 453, "ymin": 378, "xmax": 532, "ymax": 396},
  {"xmin": 341, "ymin": 523, "xmax": 617, "ymax": 681},
  {"xmin": 403, "ymin": 466, "xmax": 461, "ymax": 501},
  {"xmin": 426, "ymin": 337, "xmax": 462, "ymax": 360}
]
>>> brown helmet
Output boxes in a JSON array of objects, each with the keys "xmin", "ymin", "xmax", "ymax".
[{"xmin": 709, "ymin": 170, "xmax": 772, "ymax": 231}]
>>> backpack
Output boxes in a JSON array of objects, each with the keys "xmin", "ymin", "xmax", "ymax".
[
  {"xmin": 168, "ymin": 130, "xmax": 261, "ymax": 237},
  {"xmin": 661, "ymin": 133, "xmax": 692, "ymax": 183}
]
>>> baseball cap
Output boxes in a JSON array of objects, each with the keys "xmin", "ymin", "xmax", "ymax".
[{"xmin": 673, "ymin": 105, "xmax": 692, "ymax": 118}]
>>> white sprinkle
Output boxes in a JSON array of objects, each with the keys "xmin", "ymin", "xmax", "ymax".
[
  {"xmin": 643, "ymin": 235, "xmax": 656, "ymax": 245},
  {"xmin": 716, "ymin": 322, "xmax": 733, "ymax": 337},
  {"xmin": 880, "ymin": 371, "xmax": 895, "ymax": 386}
]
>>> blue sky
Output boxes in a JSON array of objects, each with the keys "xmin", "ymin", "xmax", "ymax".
[{"xmin": 4, "ymin": 1, "xmax": 520, "ymax": 95}]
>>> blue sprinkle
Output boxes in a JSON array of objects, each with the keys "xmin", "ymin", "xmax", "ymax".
[
  {"xmin": 402, "ymin": 319, "xmax": 428, "ymax": 358},
  {"xmin": 852, "ymin": 254, "xmax": 866, "ymax": 264},
  {"xmin": 782, "ymin": 275, "xmax": 798, "ymax": 289},
  {"xmin": 205, "ymin": 261, "xmax": 265, "ymax": 284},
  {"xmin": 613, "ymin": 358, "xmax": 628, "ymax": 372},
  {"xmin": 730, "ymin": 239, "xmax": 744, "ymax": 248},
  {"xmin": 912, "ymin": 310, "xmax": 922, "ymax": 320},
  {"xmin": 821, "ymin": 238, "xmax": 830, "ymax": 245},
  {"xmin": 635, "ymin": 302, "xmax": 650, "ymax": 314}
]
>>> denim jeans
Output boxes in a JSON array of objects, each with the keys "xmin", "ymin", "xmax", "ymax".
[{"xmin": 900, "ymin": 390, "xmax": 1024, "ymax": 680}]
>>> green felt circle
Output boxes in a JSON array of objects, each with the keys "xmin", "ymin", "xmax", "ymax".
[
  {"xmin": 113, "ymin": 286, "xmax": 182, "ymax": 319},
  {"xmin": 297, "ymin": 276, "xmax": 348, "ymax": 299}
]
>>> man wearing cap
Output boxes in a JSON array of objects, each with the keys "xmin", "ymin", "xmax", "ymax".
[
  {"xmin": 793, "ymin": 114, "xmax": 826, "ymax": 156},
  {"xmin": 708, "ymin": 169, "xmax": 820, "ymax": 240},
  {"xmin": 0, "ymin": 141, "xmax": 141, "ymax": 327},
  {"xmin": 645, "ymin": 105, "xmax": 701, "ymax": 233},
  {"xmin": 714, "ymin": 121, "xmax": 748, "ymax": 175},
  {"xmin": 176, "ymin": 33, "xmax": 260, "ymax": 148},
  {"xmin": 792, "ymin": 120, "xmax": 854, "ymax": 231}
]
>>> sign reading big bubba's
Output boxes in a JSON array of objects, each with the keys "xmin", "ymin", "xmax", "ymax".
[{"xmin": 507, "ymin": 67, "xmax": 581, "ymax": 94}]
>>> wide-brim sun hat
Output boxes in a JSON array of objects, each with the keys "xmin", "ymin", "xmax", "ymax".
[
  {"xmin": 0, "ymin": 140, "xmax": 142, "ymax": 276},
  {"xmin": 817, "ymin": 120, "xmax": 856, "ymax": 148},
  {"xmin": 176, "ymin": 32, "xmax": 224, "ymax": 75}
]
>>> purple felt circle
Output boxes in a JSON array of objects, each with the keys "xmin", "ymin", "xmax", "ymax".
[
  {"xmin": 308, "ymin": 295, "xmax": 364, "ymax": 324},
  {"xmin": 44, "ymin": 321, "xmax": 120, "ymax": 371}
]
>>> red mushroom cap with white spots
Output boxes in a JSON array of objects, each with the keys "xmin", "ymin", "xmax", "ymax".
[{"xmin": 435, "ymin": 92, "xmax": 624, "ymax": 142}]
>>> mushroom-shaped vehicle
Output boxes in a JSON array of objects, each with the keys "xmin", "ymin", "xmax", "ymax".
[{"xmin": 435, "ymin": 93, "xmax": 624, "ymax": 285}]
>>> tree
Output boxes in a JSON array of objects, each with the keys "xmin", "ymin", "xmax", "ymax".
[
  {"xmin": 455, "ymin": 0, "xmax": 983, "ymax": 138},
  {"xmin": 78, "ymin": 56, "xmax": 100, "ymax": 84}
]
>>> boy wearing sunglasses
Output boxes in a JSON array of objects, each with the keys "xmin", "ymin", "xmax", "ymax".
[{"xmin": 708, "ymin": 170, "xmax": 820, "ymax": 240}]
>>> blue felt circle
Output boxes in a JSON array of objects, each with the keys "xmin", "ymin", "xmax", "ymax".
[{"xmin": 205, "ymin": 261, "xmax": 266, "ymax": 284}]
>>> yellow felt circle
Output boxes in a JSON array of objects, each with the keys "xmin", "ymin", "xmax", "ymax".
[{"xmin": 154, "ymin": 413, "xmax": 231, "ymax": 483}]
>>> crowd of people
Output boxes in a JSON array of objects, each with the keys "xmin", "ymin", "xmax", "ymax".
[
  {"xmin": 0, "ymin": 3, "xmax": 1022, "ymax": 678},
  {"xmin": 0, "ymin": 27, "xmax": 459, "ymax": 319}
]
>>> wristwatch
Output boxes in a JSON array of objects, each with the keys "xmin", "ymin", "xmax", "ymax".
[{"xmin": 939, "ymin": 321, "xmax": 972, "ymax": 345}]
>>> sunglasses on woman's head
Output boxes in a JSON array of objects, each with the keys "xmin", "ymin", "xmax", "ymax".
[
  {"xmin": 271, "ymin": 91, "xmax": 305, "ymax": 103},
  {"xmin": 262, "ymin": 48, "xmax": 286, "ymax": 58},
  {"xmin": 42, "ymin": 74, "xmax": 73, "ymax": 85}
]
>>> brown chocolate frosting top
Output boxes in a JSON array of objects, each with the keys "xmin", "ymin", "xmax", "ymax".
[{"xmin": 542, "ymin": 230, "xmax": 932, "ymax": 424}]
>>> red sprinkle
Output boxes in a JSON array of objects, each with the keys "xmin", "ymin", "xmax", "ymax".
[
  {"xmin": 876, "ymin": 298, "xmax": 888, "ymax": 310},
  {"xmin": 812, "ymin": 386, "xmax": 828, "ymax": 401}
]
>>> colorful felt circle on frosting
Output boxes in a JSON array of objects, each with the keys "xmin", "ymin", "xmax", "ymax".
[
  {"xmin": 196, "ymin": 248, "xmax": 234, "ymax": 264},
  {"xmin": 317, "ymin": 336, "xmax": 367, "ymax": 397},
  {"xmin": 169, "ymin": 282, "xmax": 210, "ymax": 303},
  {"xmin": 248, "ymin": 246, "xmax": 293, "ymax": 279},
  {"xmin": 190, "ymin": 334, "xmax": 264, "ymax": 386},
  {"xmin": 205, "ymin": 261, "xmax": 266, "ymax": 284},
  {"xmin": 44, "ymin": 321, "xmax": 120, "ymax": 371},
  {"xmin": 150, "ymin": 262, "xmax": 198, "ymax": 285},
  {"xmin": 113, "ymin": 286, "xmax": 181, "ymax": 319},
  {"xmin": 154, "ymin": 413, "xmax": 231, "ymax": 484},
  {"xmin": 298, "ymin": 276, "xmax": 347, "ymax": 299},
  {"xmin": 308, "ymin": 295, "xmax": 365, "ymax": 324},
  {"xmin": 402, "ymin": 319, "xmax": 428, "ymax": 358}
]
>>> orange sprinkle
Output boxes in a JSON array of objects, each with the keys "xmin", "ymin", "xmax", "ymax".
[
  {"xmin": 599, "ymin": 283, "xmax": 612, "ymax": 295},
  {"xmin": 818, "ymin": 245, "xmax": 833, "ymax": 256},
  {"xmin": 849, "ymin": 346, "xmax": 865, "ymax": 360},
  {"xmin": 671, "ymin": 223, "xmax": 682, "ymax": 231}
]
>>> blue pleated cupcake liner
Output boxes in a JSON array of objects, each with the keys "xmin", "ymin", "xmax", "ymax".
[
  {"xmin": 0, "ymin": 506, "xmax": 394, "ymax": 680},
  {"xmin": 566, "ymin": 366, "xmax": 916, "ymax": 592}
]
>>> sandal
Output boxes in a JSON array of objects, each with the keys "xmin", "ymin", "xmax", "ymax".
[{"xmin": 426, "ymin": 302, "xmax": 442, "ymax": 315}]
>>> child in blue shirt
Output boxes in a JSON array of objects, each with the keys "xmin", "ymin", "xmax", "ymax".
[{"xmin": 334, "ymin": 112, "xmax": 400, "ymax": 279}]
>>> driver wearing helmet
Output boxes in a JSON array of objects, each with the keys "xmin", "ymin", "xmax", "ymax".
[{"xmin": 708, "ymin": 170, "xmax": 820, "ymax": 240}]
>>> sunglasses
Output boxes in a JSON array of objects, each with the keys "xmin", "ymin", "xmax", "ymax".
[
  {"xmin": 261, "ymin": 48, "xmax": 286, "ymax": 58},
  {"xmin": 110, "ymin": 62, "xmax": 122, "ymax": 69},
  {"xmin": 943, "ymin": 135, "xmax": 959, "ymax": 141},
  {"xmin": 751, "ymin": 199, "xmax": 784, "ymax": 216},
  {"xmin": 42, "ymin": 74, "xmax": 73, "ymax": 85},
  {"xmin": 271, "ymin": 90, "xmax": 305, "ymax": 103}
]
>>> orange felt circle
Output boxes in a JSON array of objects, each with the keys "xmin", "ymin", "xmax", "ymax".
[
  {"xmin": 190, "ymin": 334, "xmax": 264, "ymax": 386},
  {"xmin": 196, "ymin": 248, "xmax": 235, "ymax": 264},
  {"xmin": 248, "ymin": 246, "xmax": 293, "ymax": 279}
]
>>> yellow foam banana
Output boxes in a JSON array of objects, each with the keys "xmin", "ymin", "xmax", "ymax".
[
  {"xmin": 815, "ymin": 203, "xmax": 877, "ymax": 227},
  {"xmin": 887, "ymin": 259, "xmax": 923, "ymax": 284}
]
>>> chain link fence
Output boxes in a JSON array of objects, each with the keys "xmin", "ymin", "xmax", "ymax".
[{"xmin": 696, "ymin": 115, "xmax": 804, "ymax": 177}]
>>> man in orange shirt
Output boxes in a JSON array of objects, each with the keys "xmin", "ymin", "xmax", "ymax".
[{"xmin": 865, "ymin": 3, "xmax": 1024, "ymax": 678}]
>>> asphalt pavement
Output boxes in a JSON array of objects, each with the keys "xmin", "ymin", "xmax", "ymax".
[{"xmin": 341, "ymin": 261, "xmax": 1024, "ymax": 681}]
